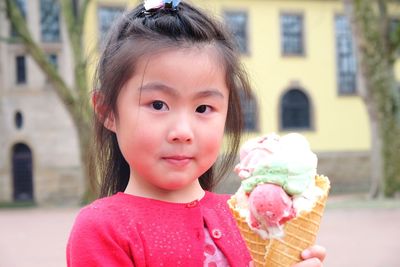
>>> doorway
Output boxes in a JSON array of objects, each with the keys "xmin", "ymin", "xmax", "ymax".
[{"xmin": 12, "ymin": 143, "xmax": 34, "ymax": 201}]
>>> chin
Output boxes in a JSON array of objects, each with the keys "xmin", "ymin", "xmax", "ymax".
[
  {"xmin": 160, "ymin": 179, "xmax": 195, "ymax": 191},
  {"xmin": 162, "ymin": 183, "xmax": 187, "ymax": 191}
]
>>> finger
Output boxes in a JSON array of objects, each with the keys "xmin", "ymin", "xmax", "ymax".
[
  {"xmin": 292, "ymin": 257, "xmax": 322, "ymax": 267},
  {"xmin": 302, "ymin": 245, "xmax": 326, "ymax": 262}
]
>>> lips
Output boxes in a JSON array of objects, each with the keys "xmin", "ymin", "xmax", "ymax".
[{"xmin": 162, "ymin": 155, "xmax": 194, "ymax": 167}]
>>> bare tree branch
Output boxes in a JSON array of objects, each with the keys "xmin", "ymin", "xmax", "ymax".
[
  {"xmin": 379, "ymin": 0, "xmax": 400, "ymax": 63},
  {"xmin": 79, "ymin": 0, "xmax": 92, "ymax": 34},
  {"xmin": 59, "ymin": 0, "xmax": 92, "ymax": 124},
  {"xmin": 378, "ymin": 0, "xmax": 390, "ymax": 56},
  {"xmin": 5, "ymin": 0, "xmax": 96, "ymax": 201},
  {"xmin": 5, "ymin": 0, "xmax": 76, "ymax": 109}
]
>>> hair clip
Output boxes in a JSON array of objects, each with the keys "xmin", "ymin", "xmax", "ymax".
[{"xmin": 144, "ymin": 0, "xmax": 181, "ymax": 11}]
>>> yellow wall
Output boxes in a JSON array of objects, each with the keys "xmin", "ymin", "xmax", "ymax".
[
  {"xmin": 202, "ymin": 0, "xmax": 370, "ymax": 152},
  {"xmin": 83, "ymin": 0, "xmax": 139, "ymax": 83},
  {"xmin": 83, "ymin": 0, "xmax": 400, "ymax": 153}
]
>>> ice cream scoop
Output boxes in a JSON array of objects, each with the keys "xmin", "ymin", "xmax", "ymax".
[
  {"xmin": 234, "ymin": 134, "xmax": 279, "ymax": 179},
  {"xmin": 248, "ymin": 183, "xmax": 295, "ymax": 231},
  {"xmin": 235, "ymin": 133, "xmax": 317, "ymax": 196}
]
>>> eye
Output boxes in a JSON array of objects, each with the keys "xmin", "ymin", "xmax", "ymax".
[
  {"xmin": 151, "ymin": 100, "xmax": 168, "ymax": 111},
  {"xmin": 196, "ymin": 105, "xmax": 211, "ymax": 114}
]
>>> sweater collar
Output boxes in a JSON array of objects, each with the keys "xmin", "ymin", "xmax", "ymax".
[{"xmin": 115, "ymin": 190, "xmax": 213, "ymax": 207}]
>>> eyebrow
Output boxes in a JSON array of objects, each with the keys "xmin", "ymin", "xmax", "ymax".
[
  {"xmin": 140, "ymin": 82, "xmax": 179, "ymax": 97},
  {"xmin": 139, "ymin": 82, "xmax": 225, "ymax": 99}
]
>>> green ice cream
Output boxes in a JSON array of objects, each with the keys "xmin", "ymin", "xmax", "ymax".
[
  {"xmin": 237, "ymin": 133, "xmax": 317, "ymax": 196},
  {"xmin": 241, "ymin": 164, "xmax": 315, "ymax": 195}
]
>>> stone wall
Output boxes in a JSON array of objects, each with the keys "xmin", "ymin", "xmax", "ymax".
[
  {"xmin": 0, "ymin": 91, "xmax": 85, "ymax": 205},
  {"xmin": 0, "ymin": 1, "xmax": 83, "ymax": 206},
  {"xmin": 317, "ymin": 151, "xmax": 371, "ymax": 194}
]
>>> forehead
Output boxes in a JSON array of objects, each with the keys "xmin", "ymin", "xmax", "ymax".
[
  {"xmin": 131, "ymin": 45, "xmax": 229, "ymax": 91},
  {"xmin": 134, "ymin": 44, "xmax": 226, "ymax": 77}
]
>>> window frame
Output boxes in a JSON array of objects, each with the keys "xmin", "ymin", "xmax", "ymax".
[
  {"xmin": 334, "ymin": 14, "xmax": 357, "ymax": 96},
  {"xmin": 223, "ymin": 9, "xmax": 250, "ymax": 55},
  {"xmin": 15, "ymin": 55, "xmax": 27, "ymax": 85},
  {"xmin": 40, "ymin": 0, "xmax": 61, "ymax": 43},
  {"xmin": 47, "ymin": 53, "xmax": 58, "ymax": 70},
  {"xmin": 10, "ymin": 0, "xmax": 27, "ymax": 41},
  {"xmin": 14, "ymin": 111, "xmax": 24, "ymax": 130},
  {"xmin": 240, "ymin": 91, "xmax": 259, "ymax": 132},
  {"xmin": 280, "ymin": 11, "xmax": 306, "ymax": 57},
  {"xmin": 279, "ymin": 87, "xmax": 314, "ymax": 132},
  {"xmin": 97, "ymin": 4, "xmax": 125, "ymax": 47}
]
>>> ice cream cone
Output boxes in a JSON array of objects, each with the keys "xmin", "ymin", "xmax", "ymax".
[{"xmin": 228, "ymin": 175, "xmax": 330, "ymax": 267}]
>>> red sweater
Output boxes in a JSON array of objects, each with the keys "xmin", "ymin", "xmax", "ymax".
[{"xmin": 67, "ymin": 191, "xmax": 252, "ymax": 266}]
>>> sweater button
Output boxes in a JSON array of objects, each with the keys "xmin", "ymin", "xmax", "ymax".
[
  {"xmin": 186, "ymin": 200, "xmax": 198, "ymax": 208},
  {"xmin": 211, "ymin": 229, "xmax": 222, "ymax": 239}
]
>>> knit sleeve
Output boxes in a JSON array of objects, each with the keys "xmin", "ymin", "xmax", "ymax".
[{"xmin": 66, "ymin": 206, "xmax": 135, "ymax": 267}]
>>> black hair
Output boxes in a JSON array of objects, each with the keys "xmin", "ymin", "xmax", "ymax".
[{"xmin": 93, "ymin": 2, "xmax": 252, "ymax": 197}]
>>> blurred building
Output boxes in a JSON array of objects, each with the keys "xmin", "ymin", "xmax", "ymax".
[
  {"xmin": 0, "ymin": 0, "xmax": 399, "ymax": 204},
  {"xmin": 0, "ymin": 0, "xmax": 83, "ymax": 205},
  {"xmin": 197, "ymin": 0, "xmax": 400, "ymax": 194}
]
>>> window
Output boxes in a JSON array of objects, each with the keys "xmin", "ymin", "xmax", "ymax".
[
  {"xmin": 390, "ymin": 18, "xmax": 400, "ymax": 56},
  {"xmin": 335, "ymin": 15, "xmax": 357, "ymax": 94},
  {"xmin": 44, "ymin": 54, "xmax": 58, "ymax": 83},
  {"xmin": 15, "ymin": 111, "xmax": 23, "ymax": 129},
  {"xmin": 240, "ymin": 91, "xmax": 258, "ymax": 131},
  {"xmin": 390, "ymin": 18, "xmax": 400, "ymax": 32},
  {"xmin": 40, "ymin": 0, "xmax": 61, "ymax": 42},
  {"xmin": 98, "ymin": 6, "xmax": 124, "ymax": 44},
  {"xmin": 224, "ymin": 11, "xmax": 248, "ymax": 54},
  {"xmin": 10, "ymin": 0, "xmax": 27, "ymax": 39},
  {"xmin": 48, "ymin": 54, "xmax": 58, "ymax": 70},
  {"xmin": 16, "ymin": 55, "xmax": 27, "ymax": 84},
  {"xmin": 281, "ymin": 13, "xmax": 304, "ymax": 55},
  {"xmin": 281, "ymin": 89, "xmax": 311, "ymax": 130}
]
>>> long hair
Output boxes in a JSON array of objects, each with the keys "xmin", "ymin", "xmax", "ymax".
[{"xmin": 92, "ymin": 2, "xmax": 252, "ymax": 197}]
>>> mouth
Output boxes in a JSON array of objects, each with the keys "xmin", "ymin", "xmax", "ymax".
[{"xmin": 162, "ymin": 155, "xmax": 194, "ymax": 167}]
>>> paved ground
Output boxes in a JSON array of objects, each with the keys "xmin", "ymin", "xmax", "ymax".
[
  {"xmin": 317, "ymin": 205, "xmax": 400, "ymax": 267},
  {"xmin": 0, "ymin": 196, "xmax": 400, "ymax": 267}
]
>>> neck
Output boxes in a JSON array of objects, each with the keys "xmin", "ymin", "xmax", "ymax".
[{"xmin": 124, "ymin": 176, "xmax": 205, "ymax": 203}]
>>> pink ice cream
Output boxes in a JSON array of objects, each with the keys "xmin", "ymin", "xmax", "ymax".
[
  {"xmin": 249, "ymin": 184, "xmax": 296, "ymax": 229},
  {"xmin": 234, "ymin": 134, "xmax": 279, "ymax": 180},
  {"xmin": 248, "ymin": 183, "xmax": 295, "ymax": 230}
]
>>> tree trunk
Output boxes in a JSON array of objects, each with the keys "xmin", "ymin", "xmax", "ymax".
[
  {"xmin": 368, "ymin": 110, "xmax": 383, "ymax": 198},
  {"xmin": 75, "ymin": 118, "xmax": 96, "ymax": 203},
  {"xmin": 381, "ymin": 96, "xmax": 400, "ymax": 197},
  {"xmin": 368, "ymin": 62, "xmax": 400, "ymax": 198},
  {"xmin": 344, "ymin": 0, "xmax": 400, "ymax": 197}
]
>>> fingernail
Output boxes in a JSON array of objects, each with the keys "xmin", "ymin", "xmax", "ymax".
[{"xmin": 302, "ymin": 249, "xmax": 311, "ymax": 259}]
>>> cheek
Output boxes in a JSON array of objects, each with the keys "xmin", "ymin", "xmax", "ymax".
[
  {"xmin": 125, "ymin": 126, "xmax": 160, "ymax": 157},
  {"xmin": 134, "ymin": 117, "xmax": 163, "ymax": 147},
  {"xmin": 199, "ymin": 121, "xmax": 225, "ymax": 159},
  {"xmin": 114, "ymin": 115, "xmax": 157, "ymax": 160}
]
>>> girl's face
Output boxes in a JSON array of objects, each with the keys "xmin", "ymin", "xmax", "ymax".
[{"xmin": 106, "ymin": 46, "xmax": 229, "ymax": 200}]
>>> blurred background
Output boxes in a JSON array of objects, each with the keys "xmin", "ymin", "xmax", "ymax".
[{"xmin": 0, "ymin": 0, "xmax": 399, "ymax": 266}]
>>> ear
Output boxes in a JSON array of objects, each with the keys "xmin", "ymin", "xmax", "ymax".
[{"xmin": 92, "ymin": 91, "xmax": 116, "ymax": 132}]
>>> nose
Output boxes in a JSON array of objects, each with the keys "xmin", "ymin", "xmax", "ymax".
[{"xmin": 167, "ymin": 114, "xmax": 194, "ymax": 144}]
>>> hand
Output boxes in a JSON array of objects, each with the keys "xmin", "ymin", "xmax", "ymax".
[{"xmin": 291, "ymin": 245, "xmax": 326, "ymax": 267}]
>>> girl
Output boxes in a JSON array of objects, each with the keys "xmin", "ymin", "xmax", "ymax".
[{"xmin": 67, "ymin": 1, "xmax": 326, "ymax": 266}]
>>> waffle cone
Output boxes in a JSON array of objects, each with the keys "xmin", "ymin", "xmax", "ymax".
[{"xmin": 228, "ymin": 175, "xmax": 330, "ymax": 267}]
